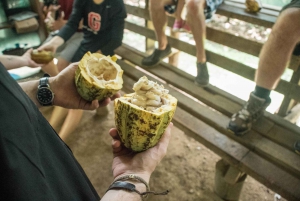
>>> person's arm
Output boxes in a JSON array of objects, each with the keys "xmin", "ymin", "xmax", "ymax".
[
  {"xmin": 100, "ymin": 0, "xmax": 127, "ymax": 55},
  {"xmin": 56, "ymin": 0, "xmax": 84, "ymax": 42},
  {"xmin": 19, "ymin": 62, "xmax": 119, "ymax": 109},
  {"xmin": 0, "ymin": 49, "xmax": 40, "ymax": 70},
  {"xmin": 101, "ymin": 124, "xmax": 172, "ymax": 200}
]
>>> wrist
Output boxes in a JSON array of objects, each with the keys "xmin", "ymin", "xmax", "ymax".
[{"xmin": 114, "ymin": 172, "xmax": 151, "ymax": 184}]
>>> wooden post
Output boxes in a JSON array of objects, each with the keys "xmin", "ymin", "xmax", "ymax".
[
  {"xmin": 214, "ymin": 159, "xmax": 247, "ymax": 201},
  {"xmin": 145, "ymin": 0, "xmax": 155, "ymax": 53}
]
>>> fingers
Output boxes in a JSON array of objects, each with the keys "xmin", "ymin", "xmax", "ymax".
[
  {"xmin": 155, "ymin": 122, "xmax": 173, "ymax": 154},
  {"xmin": 98, "ymin": 97, "xmax": 111, "ymax": 107},
  {"xmin": 109, "ymin": 128, "xmax": 123, "ymax": 153},
  {"xmin": 111, "ymin": 92, "xmax": 121, "ymax": 100}
]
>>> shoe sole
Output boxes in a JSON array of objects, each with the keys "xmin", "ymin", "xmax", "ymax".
[
  {"xmin": 294, "ymin": 141, "xmax": 300, "ymax": 156},
  {"xmin": 194, "ymin": 80, "xmax": 209, "ymax": 87},
  {"xmin": 142, "ymin": 51, "xmax": 172, "ymax": 67},
  {"xmin": 226, "ymin": 127, "xmax": 250, "ymax": 136}
]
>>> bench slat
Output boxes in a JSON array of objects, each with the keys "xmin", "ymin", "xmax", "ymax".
[
  {"xmin": 119, "ymin": 61, "xmax": 300, "ymax": 201},
  {"xmin": 124, "ymin": 21, "xmax": 300, "ymax": 102},
  {"xmin": 116, "ymin": 46, "xmax": 300, "ymax": 179}
]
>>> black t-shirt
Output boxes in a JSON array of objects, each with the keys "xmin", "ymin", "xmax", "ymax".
[
  {"xmin": 58, "ymin": 0, "xmax": 127, "ymax": 57},
  {"xmin": 0, "ymin": 63, "xmax": 100, "ymax": 201}
]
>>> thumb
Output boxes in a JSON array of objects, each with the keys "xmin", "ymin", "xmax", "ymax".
[{"xmin": 61, "ymin": 11, "xmax": 65, "ymax": 19}]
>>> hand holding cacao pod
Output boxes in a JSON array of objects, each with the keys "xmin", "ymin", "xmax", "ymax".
[
  {"xmin": 114, "ymin": 76, "xmax": 177, "ymax": 152},
  {"xmin": 31, "ymin": 49, "xmax": 54, "ymax": 64},
  {"xmin": 75, "ymin": 52, "xmax": 123, "ymax": 101}
]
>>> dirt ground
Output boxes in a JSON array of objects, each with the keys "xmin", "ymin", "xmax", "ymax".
[{"xmin": 40, "ymin": 99, "xmax": 285, "ymax": 201}]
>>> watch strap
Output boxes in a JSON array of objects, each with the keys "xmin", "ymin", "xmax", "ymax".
[{"xmin": 39, "ymin": 74, "xmax": 50, "ymax": 88}]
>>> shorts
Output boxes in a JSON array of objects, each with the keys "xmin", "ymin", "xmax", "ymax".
[
  {"xmin": 43, "ymin": 32, "xmax": 83, "ymax": 62},
  {"xmin": 281, "ymin": 0, "xmax": 300, "ymax": 12},
  {"xmin": 280, "ymin": 0, "xmax": 300, "ymax": 55},
  {"xmin": 164, "ymin": 0, "xmax": 224, "ymax": 20}
]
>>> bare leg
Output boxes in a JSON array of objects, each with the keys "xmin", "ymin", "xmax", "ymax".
[
  {"xmin": 175, "ymin": 0, "xmax": 185, "ymax": 21},
  {"xmin": 56, "ymin": 57, "xmax": 71, "ymax": 72},
  {"xmin": 49, "ymin": 106, "xmax": 68, "ymax": 131},
  {"xmin": 185, "ymin": 0, "xmax": 206, "ymax": 63},
  {"xmin": 256, "ymin": 8, "xmax": 300, "ymax": 90},
  {"xmin": 150, "ymin": 0, "xmax": 173, "ymax": 50},
  {"xmin": 59, "ymin": 109, "xmax": 84, "ymax": 141},
  {"xmin": 41, "ymin": 60, "xmax": 59, "ymax": 76}
]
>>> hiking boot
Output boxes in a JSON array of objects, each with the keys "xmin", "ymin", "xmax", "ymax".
[
  {"xmin": 294, "ymin": 140, "xmax": 300, "ymax": 155},
  {"xmin": 194, "ymin": 62, "xmax": 209, "ymax": 87},
  {"xmin": 142, "ymin": 44, "xmax": 172, "ymax": 67},
  {"xmin": 227, "ymin": 92, "xmax": 271, "ymax": 136}
]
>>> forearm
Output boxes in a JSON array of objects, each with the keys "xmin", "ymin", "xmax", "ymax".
[
  {"xmin": 0, "ymin": 55, "xmax": 29, "ymax": 70},
  {"xmin": 50, "ymin": 36, "xmax": 65, "ymax": 48},
  {"xmin": 19, "ymin": 79, "xmax": 42, "ymax": 107}
]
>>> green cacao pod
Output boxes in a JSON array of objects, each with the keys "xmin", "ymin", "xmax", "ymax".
[
  {"xmin": 114, "ymin": 76, "xmax": 177, "ymax": 152},
  {"xmin": 31, "ymin": 50, "xmax": 54, "ymax": 64},
  {"xmin": 75, "ymin": 52, "xmax": 123, "ymax": 101}
]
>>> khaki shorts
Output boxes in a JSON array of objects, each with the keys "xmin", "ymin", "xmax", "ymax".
[{"xmin": 281, "ymin": 0, "xmax": 300, "ymax": 12}]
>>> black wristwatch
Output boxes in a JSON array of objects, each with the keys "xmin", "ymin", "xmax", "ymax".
[{"xmin": 36, "ymin": 74, "xmax": 54, "ymax": 106}]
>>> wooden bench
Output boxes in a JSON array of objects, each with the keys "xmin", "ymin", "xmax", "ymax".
[{"xmin": 115, "ymin": 1, "xmax": 300, "ymax": 200}]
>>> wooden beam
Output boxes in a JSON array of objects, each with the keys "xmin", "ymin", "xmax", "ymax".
[
  {"xmin": 124, "ymin": 21, "xmax": 300, "ymax": 101},
  {"xmin": 120, "ymin": 68, "xmax": 300, "ymax": 201},
  {"xmin": 116, "ymin": 49, "xmax": 300, "ymax": 178}
]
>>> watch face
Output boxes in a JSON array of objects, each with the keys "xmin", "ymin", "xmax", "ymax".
[{"xmin": 37, "ymin": 87, "xmax": 54, "ymax": 105}]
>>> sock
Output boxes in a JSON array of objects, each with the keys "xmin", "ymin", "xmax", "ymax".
[{"xmin": 253, "ymin": 85, "xmax": 271, "ymax": 100}]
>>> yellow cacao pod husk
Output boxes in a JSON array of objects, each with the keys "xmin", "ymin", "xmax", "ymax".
[
  {"xmin": 31, "ymin": 50, "xmax": 54, "ymax": 64},
  {"xmin": 75, "ymin": 51, "xmax": 123, "ymax": 101},
  {"xmin": 114, "ymin": 76, "xmax": 177, "ymax": 152}
]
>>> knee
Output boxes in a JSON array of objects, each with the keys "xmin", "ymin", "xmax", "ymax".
[
  {"xmin": 275, "ymin": 8, "xmax": 300, "ymax": 40},
  {"xmin": 186, "ymin": 0, "xmax": 205, "ymax": 17},
  {"xmin": 150, "ymin": 0, "xmax": 165, "ymax": 9}
]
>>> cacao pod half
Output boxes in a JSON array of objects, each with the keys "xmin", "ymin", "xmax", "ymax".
[
  {"xmin": 31, "ymin": 50, "xmax": 54, "ymax": 64},
  {"xmin": 114, "ymin": 76, "xmax": 177, "ymax": 152},
  {"xmin": 75, "ymin": 52, "xmax": 123, "ymax": 101}
]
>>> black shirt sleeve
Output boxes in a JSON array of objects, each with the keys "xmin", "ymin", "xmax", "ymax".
[{"xmin": 57, "ymin": 0, "xmax": 84, "ymax": 42}]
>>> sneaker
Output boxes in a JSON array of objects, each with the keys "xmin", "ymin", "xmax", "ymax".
[
  {"xmin": 227, "ymin": 92, "xmax": 271, "ymax": 136},
  {"xmin": 194, "ymin": 62, "xmax": 209, "ymax": 87},
  {"xmin": 294, "ymin": 140, "xmax": 300, "ymax": 155},
  {"xmin": 180, "ymin": 21, "xmax": 191, "ymax": 33},
  {"xmin": 141, "ymin": 44, "xmax": 172, "ymax": 67},
  {"xmin": 173, "ymin": 19, "xmax": 184, "ymax": 32}
]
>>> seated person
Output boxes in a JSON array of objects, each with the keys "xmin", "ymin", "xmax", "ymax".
[
  {"xmin": 39, "ymin": 0, "xmax": 126, "ymax": 141},
  {"xmin": 142, "ymin": 0, "xmax": 223, "ymax": 87},
  {"xmin": 226, "ymin": 0, "xmax": 300, "ymax": 154}
]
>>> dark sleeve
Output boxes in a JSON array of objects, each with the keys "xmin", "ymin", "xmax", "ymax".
[
  {"xmin": 101, "ymin": 0, "xmax": 127, "ymax": 55},
  {"xmin": 57, "ymin": 0, "xmax": 84, "ymax": 42}
]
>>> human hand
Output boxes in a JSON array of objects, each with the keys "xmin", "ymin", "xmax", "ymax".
[
  {"xmin": 38, "ymin": 35, "xmax": 63, "ymax": 54},
  {"xmin": 50, "ymin": 62, "xmax": 120, "ymax": 110},
  {"xmin": 109, "ymin": 123, "xmax": 173, "ymax": 183},
  {"xmin": 21, "ymin": 48, "xmax": 41, "ymax": 68},
  {"xmin": 45, "ymin": 11, "xmax": 65, "ymax": 31},
  {"xmin": 43, "ymin": 4, "xmax": 61, "ymax": 14}
]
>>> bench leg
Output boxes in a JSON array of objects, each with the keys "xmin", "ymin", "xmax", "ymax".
[{"xmin": 214, "ymin": 159, "xmax": 247, "ymax": 201}]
